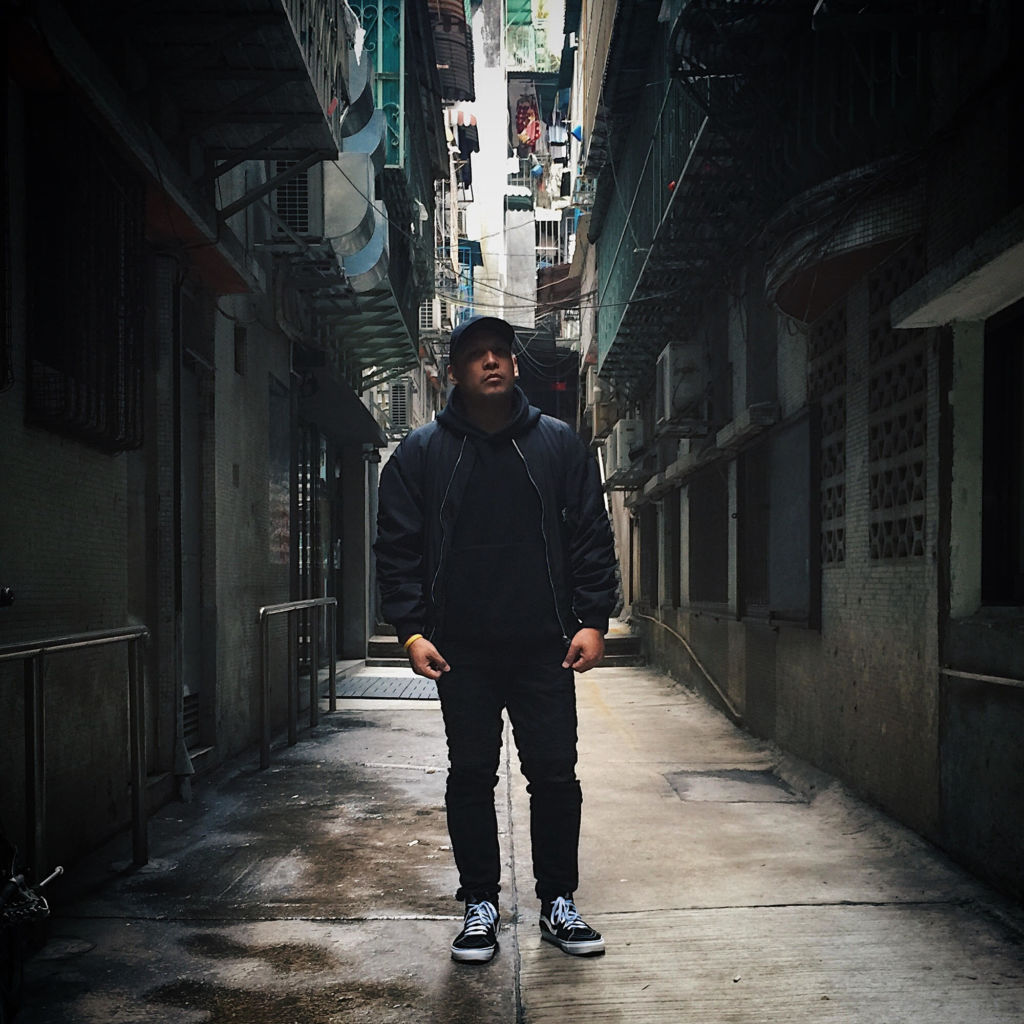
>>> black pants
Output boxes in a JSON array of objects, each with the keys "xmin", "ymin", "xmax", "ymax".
[{"xmin": 436, "ymin": 640, "xmax": 581, "ymax": 903}]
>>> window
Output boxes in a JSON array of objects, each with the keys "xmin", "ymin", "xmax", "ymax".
[
  {"xmin": 639, "ymin": 504, "xmax": 659, "ymax": 604},
  {"xmin": 390, "ymin": 380, "xmax": 409, "ymax": 431},
  {"xmin": 26, "ymin": 98, "xmax": 145, "ymax": 450},
  {"xmin": 234, "ymin": 325, "xmax": 247, "ymax": 376},
  {"xmin": 1, "ymin": 105, "xmax": 10, "ymax": 394},
  {"xmin": 982, "ymin": 301, "xmax": 1024, "ymax": 603},
  {"xmin": 738, "ymin": 412, "xmax": 817, "ymax": 624},
  {"xmin": 665, "ymin": 488, "xmax": 682, "ymax": 608},
  {"xmin": 689, "ymin": 466, "xmax": 729, "ymax": 605}
]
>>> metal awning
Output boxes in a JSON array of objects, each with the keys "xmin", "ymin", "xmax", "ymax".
[
  {"xmin": 322, "ymin": 282, "xmax": 419, "ymax": 391},
  {"xmin": 299, "ymin": 368, "xmax": 386, "ymax": 447}
]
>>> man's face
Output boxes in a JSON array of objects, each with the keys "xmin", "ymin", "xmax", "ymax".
[{"xmin": 448, "ymin": 331, "xmax": 518, "ymax": 401}]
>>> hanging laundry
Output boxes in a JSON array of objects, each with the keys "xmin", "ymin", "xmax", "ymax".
[
  {"xmin": 457, "ymin": 123, "xmax": 479, "ymax": 185},
  {"xmin": 547, "ymin": 124, "xmax": 568, "ymax": 147},
  {"xmin": 515, "ymin": 97, "xmax": 541, "ymax": 152}
]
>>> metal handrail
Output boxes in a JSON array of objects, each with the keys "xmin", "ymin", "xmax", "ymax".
[
  {"xmin": 0, "ymin": 625, "xmax": 150, "ymax": 875},
  {"xmin": 257, "ymin": 597, "xmax": 337, "ymax": 770}
]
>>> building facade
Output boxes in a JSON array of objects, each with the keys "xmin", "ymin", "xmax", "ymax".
[
  {"xmin": 568, "ymin": 0, "xmax": 1024, "ymax": 900},
  {"xmin": 2, "ymin": 0, "xmax": 449, "ymax": 868}
]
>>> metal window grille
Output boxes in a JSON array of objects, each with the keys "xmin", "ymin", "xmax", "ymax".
[
  {"xmin": 183, "ymin": 692, "xmax": 201, "ymax": 749},
  {"xmin": 418, "ymin": 300, "xmax": 435, "ymax": 330},
  {"xmin": 390, "ymin": 380, "xmax": 409, "ymax": 429},
  {"xmin": 536, "ymin": 218, "xmax": 560, "ymax": 258},
  {"xmin": 275, "ymin": 161, "xmax": 310, "ymax": 233},
  {"xmin": 26, "ymin": 98, "xmax": 145, "ymax": 450}
]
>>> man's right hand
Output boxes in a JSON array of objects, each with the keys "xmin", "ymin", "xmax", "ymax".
[{"xmin": 406, "ymin": 637, "xmax": 450, "ymax": 680}]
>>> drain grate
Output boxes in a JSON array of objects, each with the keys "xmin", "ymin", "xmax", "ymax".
[
  {"xmin": 335, "ymin": 675, "xmax": 438, "ymax": 700},
  {"xmin": 665, "ymin": 769, "xmax": 804, "ymax": 804}
]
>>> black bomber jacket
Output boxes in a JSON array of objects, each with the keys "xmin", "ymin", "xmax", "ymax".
[{"xmin": 373, "ymin": 386, "xmax": 619, "ymax": 645}]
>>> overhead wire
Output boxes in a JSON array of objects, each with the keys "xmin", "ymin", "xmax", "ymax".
[{"xmin": 328, "ymin": 155, "xmax": 686, "ymax": 320}]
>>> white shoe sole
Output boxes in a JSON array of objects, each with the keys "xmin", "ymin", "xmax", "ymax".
[
  {"xmin": 540, "ymin": 928, "xmax": 606, "ymax": 956},
  {"xmin": 451, "ymin": 941, "xmax": 498, "ymax": 963}
]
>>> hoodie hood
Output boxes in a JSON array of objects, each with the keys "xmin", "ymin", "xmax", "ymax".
[{"xmin": 437, "ymin": 384, "xmax": 541, "ymax": 442}]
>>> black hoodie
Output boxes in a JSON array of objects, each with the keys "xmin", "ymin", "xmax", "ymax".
[
  {"xmin": 435, "ymin": 386, "xmax": 561, "ymax": 645},
  {"xmin": 374, "ymin": 385, "xmax": 619, "ymax": 648}
]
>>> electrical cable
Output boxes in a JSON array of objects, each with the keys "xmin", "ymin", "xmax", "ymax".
[{"xmin": 328, "ymin": 155, "xmax": 683, "ymax": 319}]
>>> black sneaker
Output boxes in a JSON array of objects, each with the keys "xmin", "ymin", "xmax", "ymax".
[
  {"xmin": 540, "ymin": 895, "xmax": 605, "ymax": 956},
  {"xmin": 450, "ymin": 899, "xmax": 499, "ymax": 963}
]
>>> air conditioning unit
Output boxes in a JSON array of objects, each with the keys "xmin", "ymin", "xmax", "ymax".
[
  {"xmin": 584, "ymin": 366, "xmax": 607, "ymax": 410},
  {"xmin": 604, "ymin": 426, "xmax": 617, "ymax": 482},
  {"xmin": 608, "ymin": 418, "xmax": 644, "ymax": 477},
  {"xmin": 655, "ymin": 343, "xmax": 703, "ymax": 428},
  {"xmin": 272, "ymin": 161, "xmax": 324, "ymax": 239},
  {"xmin": 590, "ymin": 400, "xmax": 616, "ymax": 440}
]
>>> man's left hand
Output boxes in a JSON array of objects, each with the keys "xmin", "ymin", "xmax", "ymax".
[{"xmin": 562, "ymin": 628, "xmax": 605, "ymax": 672}]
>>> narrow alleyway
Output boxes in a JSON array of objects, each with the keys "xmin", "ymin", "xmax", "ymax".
[{"xmin": 15, "ymin": 650, "xmax": 1024, "ymax": 1023}]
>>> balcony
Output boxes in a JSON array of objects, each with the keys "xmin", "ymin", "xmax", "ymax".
[
  {"xmin": 594, "ymin": 79, "xmax": 752, "ymax": 397},
  {"xmin": 124, "ymin": 0, "xmax": 351, "ymax": 165},
  {"xmin": 22, "ymin": 0, "xmax": 360, "ymax": 292}
]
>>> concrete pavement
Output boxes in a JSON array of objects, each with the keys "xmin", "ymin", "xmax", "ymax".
[{"xmin": 14, "ymin": 653, "xmax": 1024, "ymax": 1023}]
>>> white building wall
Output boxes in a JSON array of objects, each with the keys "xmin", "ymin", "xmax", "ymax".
[{"xmin": 465, "ymin": 4, "xmax": 510, "ymax": 323}]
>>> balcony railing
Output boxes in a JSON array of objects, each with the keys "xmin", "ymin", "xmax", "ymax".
[
  {"xmin": 283, "ymin": 0, "xmax": 355, "ymax": 139},
  {"xmin": 596, "ymin": 78, "xmax": 706, "ymax": 373}
]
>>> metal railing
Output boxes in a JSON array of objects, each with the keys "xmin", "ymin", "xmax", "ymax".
[
  {"xmin": 0, "ymin": 626, "xmax": 150, "ymax": 875},
  {"xmin": 257, "ymin": 597, "xmax": 337, "ymax": 770}
]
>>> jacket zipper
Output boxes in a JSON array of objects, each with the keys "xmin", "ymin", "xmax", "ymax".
[
  {"xmin": 512, "ymin": 439, "xmax": 569, "ymax": 644},
  {"xmin": 428, "ymin": 435, "xmax": 467, "ymax": 640}
]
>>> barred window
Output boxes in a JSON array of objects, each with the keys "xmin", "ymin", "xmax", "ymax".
[
  {"xmin": 26, "ymin": 98, "xmax": 145, "ymax": 450},
  {"xmin": 390, "ymin": 380, "xmax": 409, "ymax": 430}
]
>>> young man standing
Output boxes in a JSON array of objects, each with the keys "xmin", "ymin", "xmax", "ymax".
[{"xmin": 374, "ymin": 315, "xmax": 619, "ymax": 964}]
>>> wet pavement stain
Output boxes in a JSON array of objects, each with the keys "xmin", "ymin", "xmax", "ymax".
[
  {"xmin": 112, "ymin": 713, "xmax": 454, "ymax": 920},
  {"xmin": 149, "ymin": 977, "xmax": 423, "ymax": 1024},
  {"xmin": 182, "ymin": 932, "xmax": 339, "ymax": 972}
]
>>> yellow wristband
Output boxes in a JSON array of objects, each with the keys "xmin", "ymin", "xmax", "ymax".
[{"xmin": 403, "ymin": 633, "xmax": 424, "ymax": 650}]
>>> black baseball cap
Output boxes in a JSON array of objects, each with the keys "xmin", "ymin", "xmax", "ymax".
[{"xmin": 448, "ymin": 315, "xmax": 518, "ymax": 362}]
